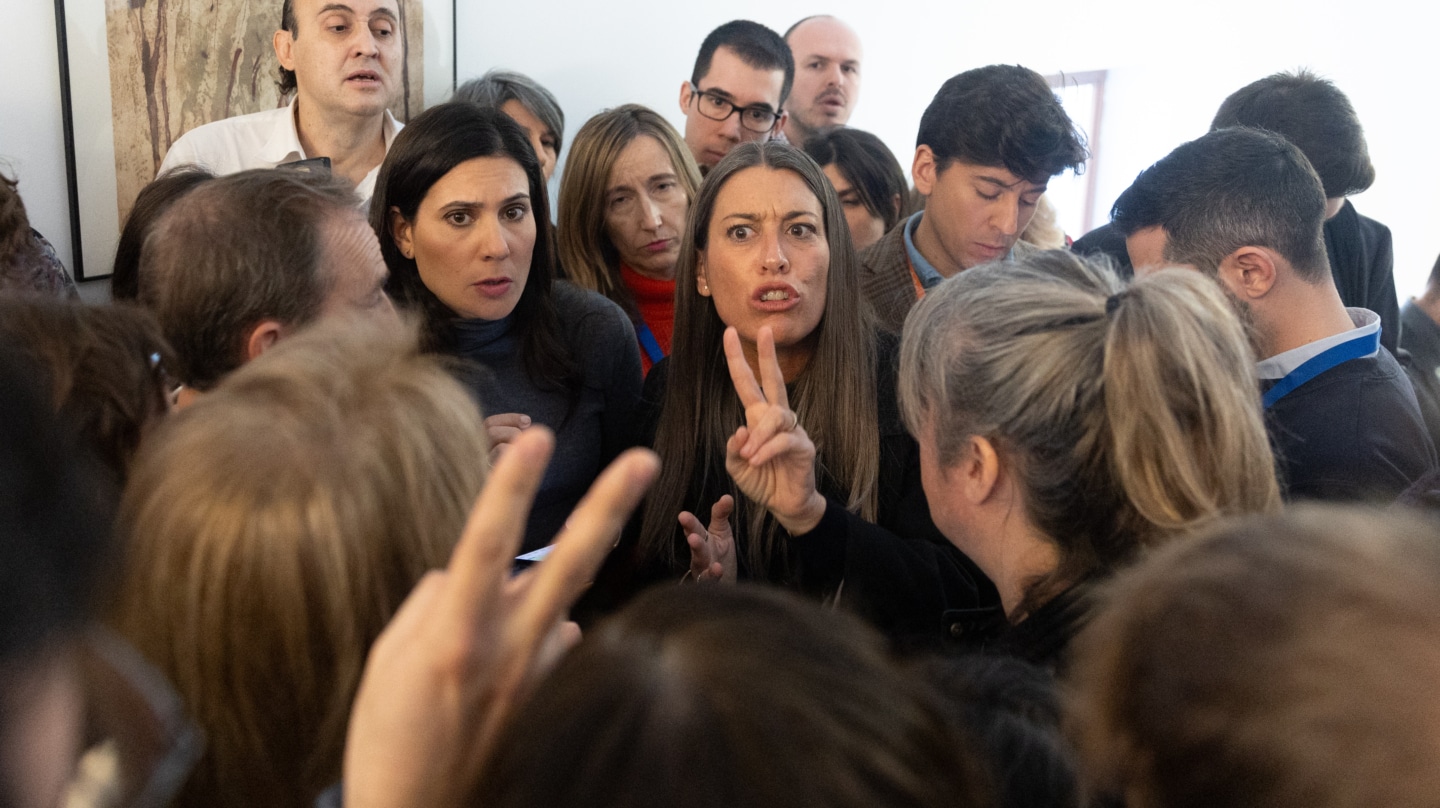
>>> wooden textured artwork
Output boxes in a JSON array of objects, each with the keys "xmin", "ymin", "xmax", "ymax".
[{"xmin": 102, "ymin": 0, "xmax": 423, "ymax": 225}]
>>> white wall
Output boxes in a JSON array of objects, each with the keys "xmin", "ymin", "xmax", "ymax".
[
  {"xmin": 458, "ymin": 0, "xmax": 1440, "ymax": 298},
  {"xmin": 2, "ymin": 0, "xmax": 73, "ymax": 278},
  {"xmin": 5, "ymin": 1, "xmax": 1437, "ymax": 297}
]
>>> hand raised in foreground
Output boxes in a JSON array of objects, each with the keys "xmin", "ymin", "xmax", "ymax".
[
  {"xmin": 723, "ymin": 326, "xmax": 827, "ymax": 535},
  {"xmin": 343, "ymin": 428, "xmax": 660, "ymax": 808},
  {"xmin": 681, "ymin": 494, "xmax": 736, "ymax": 583}
]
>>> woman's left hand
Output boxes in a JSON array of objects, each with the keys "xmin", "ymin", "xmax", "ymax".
[{"xmin": 722, "ymin": 326, "xmax": 827, "ymax": 535}]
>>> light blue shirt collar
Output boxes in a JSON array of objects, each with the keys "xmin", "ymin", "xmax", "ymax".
[
  {"xmin": 1256, "ymin": 308, "xmax": 1381, "ymax": 380},
  {"xmin": 902, "ymin": 212, "xmax": 946, "ymax": 290}
]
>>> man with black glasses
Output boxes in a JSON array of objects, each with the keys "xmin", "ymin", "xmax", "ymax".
[{"xmin": 679, "ymin": 20, "xmax": 793, "ymax": 173}]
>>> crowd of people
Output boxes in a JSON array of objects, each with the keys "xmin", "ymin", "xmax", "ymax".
[{"xmin": 3, "ymin": 2, "xmax": 1440, "ymax": 808}]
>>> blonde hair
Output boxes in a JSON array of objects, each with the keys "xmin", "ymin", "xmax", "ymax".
[
  {"xmin": 111, "ymin": 317, "xmax": 489, "ymax": 808},
  {"xmin": 557, "ymin": 105, "xmax": 702, "ymax": 308},
  {"xmin": 1019, "ymin": 194, "xmax": 1067, "ymax": 249},
  {"xmin": 1070, "ymin": 506, "xmax": 1440, "ymax": 808},
  {"xmin": 898, "ymin": 251, "xmax": 1279, "ymax": 608}
]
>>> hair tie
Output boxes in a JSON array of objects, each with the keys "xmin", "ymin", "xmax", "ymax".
[{"xmin": 1105, "ymin": 291, "xmax": 1129, "ymax": 316}]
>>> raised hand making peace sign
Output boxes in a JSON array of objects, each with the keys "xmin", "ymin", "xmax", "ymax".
[
  {"xmin": 343, "ymin": 429, "xmax": 659, "ymax": 808},
  {"xmin": 722, "ymin": 325, "xmax": 828, "ymax": 536}
]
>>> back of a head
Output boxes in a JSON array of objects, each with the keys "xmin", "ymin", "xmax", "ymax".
[
  {"xmin": 921, "ymin": 656, "xmax": 1079, "ymax": 808},
  {"xmin": 113, "ymin": 317, "xmax": 489, "ymax": 808},
  {"xmin": 139, "ymin": 168, "xmax": 357, "ymax": 390},
  {"xmin": 0, "ymin": 349, "xmax": 113, "ymax": 808},
  {"xmin": 1211, "ymin": 69, "xmax": 1375, "ymax": 198},
  {"xmin": 692, "ymin": 20, "xmax": 796, "ymax": 106},
  {"xmin": 0, "ymin": 171, "xmax": 74, "ymax": 299},
  {"xmin": 111, "ymin": 166, "xmax": 215, "ymax": 302},
  {"xmin": 899, "ymin": 251, "xmax": 1278, "ymax": 600},
  {"xmin": 0, "ymin": 298, "xmax": 174, "ymax": 484},
  {"xmin": 1110, "ymin": 127, "xmax": 1329, "ymax": 281},
  {"xmin": 481, "ymin": 585, "xmax": 989, "ymax": 808},
  {"xmin": 916, "ymin": 65, "xmax": 1087, "ymax": 183},
  {"xmin": 0, "ymin": 347, "xmax": 111, "ymax": 669},
  {"xmin": 1070, "ymin": 506, "xmax": 1440, "ymax": 808},
  {"xmin": 454, "ymin": 69, "xmax": 567, "ymax": 152},
  {"xmin": 801, "ymin": 126, "xmax": 911, "ymax": 232}
]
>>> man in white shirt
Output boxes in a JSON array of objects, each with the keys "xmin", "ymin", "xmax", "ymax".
[{"xmin": 159, "ymin": 0, "xmax": 403, "ymax": 200}]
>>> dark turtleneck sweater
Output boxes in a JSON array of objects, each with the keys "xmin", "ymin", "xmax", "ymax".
[{"xmin": 452, "ymin": 281, "xmax": 642, "ymax": 551}]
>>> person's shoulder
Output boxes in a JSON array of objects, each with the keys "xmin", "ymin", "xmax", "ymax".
[
  {"xmin": 552, "ymin": 281, "xmax": 638, "ymax": 352},
  {"xmin": 162, "ymin": 106, "xmax": 291, "ymax": 172},
  {"xmin": 553, "ymin": 280, "xmax": 629, "ymax": 323},
  {"xmin": 858, "ymin": 222, "xmax": 908, "ymax": 273}
]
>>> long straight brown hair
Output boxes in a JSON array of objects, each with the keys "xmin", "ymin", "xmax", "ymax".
[{"xmin": 638, "ymin": 141, "xmax": 878, "ymax": 582}]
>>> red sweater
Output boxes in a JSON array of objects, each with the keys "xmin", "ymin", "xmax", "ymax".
[{"xmin": 620, "ymin": 264, "xmax": 676, "ymax": 376}]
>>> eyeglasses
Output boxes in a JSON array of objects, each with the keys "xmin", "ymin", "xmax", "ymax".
[{"xmin": 690, "ymin": 86, "xmax": 779, "ymax": 133}]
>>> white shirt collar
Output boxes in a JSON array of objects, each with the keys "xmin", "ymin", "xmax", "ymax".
[
  {"xmin": 1256, "ymin": 308, "xmax": 1381, "ymax": 380},
  {"xmin": 260, "ymin": 96, "xmax": 401, "ymax": 164}
]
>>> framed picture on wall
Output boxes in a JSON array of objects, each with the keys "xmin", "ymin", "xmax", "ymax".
[{"xmin": 53, "ymin": 0, "xmax": 454, "ymax": 280}]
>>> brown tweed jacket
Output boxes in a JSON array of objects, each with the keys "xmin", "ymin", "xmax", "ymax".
[{"xmin": 857, "ymin": 219, "xmax": 1037, "ymax": 334}]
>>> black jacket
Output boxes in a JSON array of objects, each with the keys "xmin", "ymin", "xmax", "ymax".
[{"xmin": 579, "ymin": 334, "xmax": 997, "ymax": 649}]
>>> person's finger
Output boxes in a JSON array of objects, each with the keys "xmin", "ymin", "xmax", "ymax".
[
  {"xmin": 484, "ymin": 412, "xmax": 532, "ymax": 430},
  {"xmin": 748, "ymin": 428, "xmax": 813, "ymax": 469},
  {"xmin": 723, "ymin": 327, "xmax": 766, "ymax": 407},
  {"xmin": 487, "ymin": 426, "xmax": 524, "ymax": 445},
  {"xmin": 741, "ymin": 406, "xmax": 800, "ymax": 458},
  {"xmin": 532, "ymin": 620, "xmax": 581, "ymax": 677},
  {"xmin": 708, "ymin": 495, "xmax": 735, "ymax": 533},
  {"xmin": 513, "ymin": 448, "xmax": 660, "ymax": 641},
  {"xmin": 727, "ymin": 426, "xmax": 751, "ymax": 461},
  {"xmin": 677, "ymin": 510, "xmax": 707, "ymax": 539},
  {"xmin": 756, "ymin": 327, "xmax": 790, "ymax": 412},
  {"xmin": 441, "ymin": 428, "xmax": 555, "ymax": 624}
]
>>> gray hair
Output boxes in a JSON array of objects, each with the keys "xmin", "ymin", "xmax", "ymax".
[
  {"xmin": 454, "ymin": 69, "xmax": 566, "ymax": 153},
  {"xmin": 898, "ymin": 250, "xmax": 1279, "ymax": 607}
]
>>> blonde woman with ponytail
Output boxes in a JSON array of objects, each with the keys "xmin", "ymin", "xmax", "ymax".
[{"xmin": 895, "ymin": 250, "xmax": 1280, "ymax": 669}]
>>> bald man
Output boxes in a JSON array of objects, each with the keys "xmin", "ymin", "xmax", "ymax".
[{"xmin": 782, "ymin": 16, "xmax": 863, "ymax": 146}]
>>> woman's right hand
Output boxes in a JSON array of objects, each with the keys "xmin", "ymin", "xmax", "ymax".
[
  {"xmin": 680, "ymin": 494, "xmax": 736, "ymax": 583},
  {"xmin": 483, "ymin": 413, "xmax": 531, "ymax": 463}
]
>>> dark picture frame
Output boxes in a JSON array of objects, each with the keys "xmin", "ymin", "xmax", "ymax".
[{"xmin": 53, "ymin": 0, "xmax": 456, "ymax": 281}]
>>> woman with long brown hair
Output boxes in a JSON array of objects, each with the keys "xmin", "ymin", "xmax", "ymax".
[
  {"xmin": 586, "ymin": 141, "xmax": 988, "ymax": 644},
  {"xmin": 557, "ymin": 105, "xmax": 701, "ymax": 375}
]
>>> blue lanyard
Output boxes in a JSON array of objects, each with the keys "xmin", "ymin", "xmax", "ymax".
[
  {"xmin": 1262, "ymin": 328, "xmax": 1381, "ymax": 409},
  {"xmin": 636, "ymin": 321, "xmax": 665, "ymax": 365}
]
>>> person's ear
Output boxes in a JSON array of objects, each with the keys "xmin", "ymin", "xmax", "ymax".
[
  {"xmin": 695, "ymin": 251, "xmax": 711, "ymax": 297},
  {"xmin": 273, "ymin": 27, "xmax": 296, "ymax": 71},
  {"xmin": 1218, "ymin": 246, "xmax": 1278, "ymax": 300},
  {"xmin": 245, "ymin": 320, "xmax": 285, "ymax": 362},
  {"xmin": 772, "ymin": 110, "xmax": 788, "ymax": 136},
  {"xmin": 389, "ymin": 207, "xmax": 415, "ymax": 260},
  {"xmin": 912, "ymin": 145, "xmax": 937, "ymax": 197},
  {"xmin": 891, "ymin": 192, "xmax": 903, "ymax": 220},
  {"xmin": 679, "ymin": 81, "xmax": 694, "ymax": 115},
  {"xmin": 958, "ymin": 434, "xmax": 1002, "ymax": 505}
]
